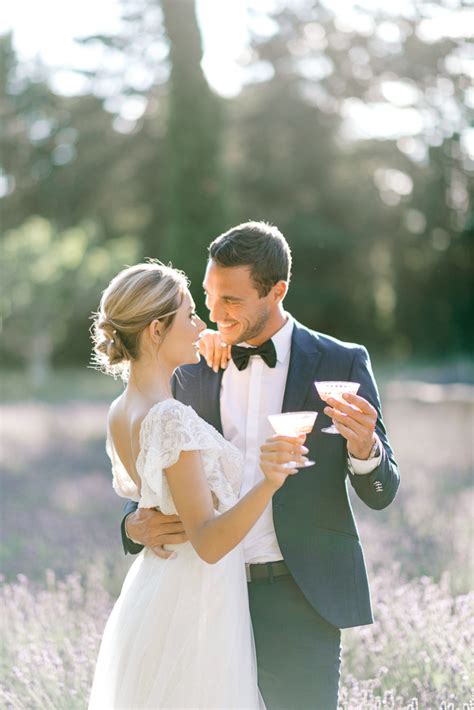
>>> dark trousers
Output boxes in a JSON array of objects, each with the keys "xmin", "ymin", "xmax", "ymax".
[{"xmin": 248, "ymin": 574, "xmax": 341, "ymax": 710}]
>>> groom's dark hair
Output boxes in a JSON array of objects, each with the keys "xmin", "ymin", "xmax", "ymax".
[{"xmin": 208, "ymin": 221, "xmax": 292, "ymax": 297}]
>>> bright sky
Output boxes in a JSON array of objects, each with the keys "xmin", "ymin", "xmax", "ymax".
[
  {"xmin": 0, "ymin": 0, "xmax": 251, "ymax": 97},
  {"xmin": 1, "ymin": 0, "xmax": 473, "ymax": 151}
]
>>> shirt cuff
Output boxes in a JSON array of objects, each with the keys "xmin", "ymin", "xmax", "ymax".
[{"xmin": 347, "ymin": 434, "xmax": 382, "ymax": 475}]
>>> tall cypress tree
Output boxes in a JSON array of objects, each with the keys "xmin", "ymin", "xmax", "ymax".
[{"xmin": 161, "ymin": 0, "xmax": 227, "ymax": 307}]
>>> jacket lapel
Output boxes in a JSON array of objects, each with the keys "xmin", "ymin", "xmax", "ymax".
[
  {"xmin": 198, "ymin": 365, "xmax": 224, "ymax": 434},
  {"xmin": 282, "ymin": 321, "xmax": 323, "ymax": 413}
]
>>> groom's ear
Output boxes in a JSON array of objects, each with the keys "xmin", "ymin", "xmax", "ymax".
[{"xmin": 271, "ymin": 280, "xmax": 288, "ymax": 304}]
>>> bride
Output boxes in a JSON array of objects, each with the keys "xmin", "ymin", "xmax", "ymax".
[{"xmin": 88, "ymin": 261, "xmax": 308, "ymax": 709}]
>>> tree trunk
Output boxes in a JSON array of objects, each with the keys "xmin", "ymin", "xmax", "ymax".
[{"xmin": 160, "ymin": 0, "xmax": 228, "ymax": 306}]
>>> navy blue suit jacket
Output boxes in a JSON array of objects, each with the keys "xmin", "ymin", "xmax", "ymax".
[{"xmin": 122, "ymin": 319, "xmax": 399, "ymax": 629}]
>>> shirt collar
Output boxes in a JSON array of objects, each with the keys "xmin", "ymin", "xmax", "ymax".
[
  {"xmin": 239, "ymin": 313, "xmax": 294, "ymax": 364},
  {"xmin": 271, "ymin": 314, "xmax": 294, "ymax": 363}
]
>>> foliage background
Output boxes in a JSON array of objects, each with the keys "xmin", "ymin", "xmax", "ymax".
[
  {"xmin": 0, "ymin": 0, "xmax": 473, "ymax": 707},
  {"xmin": 1, "ymin": 0, "xmax": 472, "ymax": 377}
]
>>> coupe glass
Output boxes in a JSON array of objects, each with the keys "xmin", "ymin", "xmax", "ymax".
[
  {"xmin": 314, "ymin": 381, "xmax": 360, "ymax": 434},
  {"xmin": 267, "ymin": 411, "xmax": 318, "ymax": 467}
]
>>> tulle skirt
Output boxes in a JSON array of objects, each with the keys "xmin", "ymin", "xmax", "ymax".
[{"xmin": 89, "ymin": 543, "xmax": 264, "ymax": 709}]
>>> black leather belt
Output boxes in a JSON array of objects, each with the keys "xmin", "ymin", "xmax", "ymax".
[{"xmin": 246, "ymin": 561, "xmax": 290, "ymax": 583}]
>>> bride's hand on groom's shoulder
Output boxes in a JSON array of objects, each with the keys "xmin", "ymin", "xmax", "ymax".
[
  {"xmin": 126, "ymin": 508, "xmax": 188, "ymax": 559},
  {"xmin": 259, "ymin": 435, "xmax": 309, "ymax": 491},
  {"xmin": 198, "ymin": 330, "xmax": 231, "ymax": 372}
]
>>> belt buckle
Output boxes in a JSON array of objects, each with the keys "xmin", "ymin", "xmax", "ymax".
[{"xmin": 245, "ymin": 563, "xmax": 251, "ymax": 583}]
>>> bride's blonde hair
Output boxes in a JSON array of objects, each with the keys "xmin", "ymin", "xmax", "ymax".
[{"xmin": 91, "ymin": 260, "xmax": 189, "ymax": 379}]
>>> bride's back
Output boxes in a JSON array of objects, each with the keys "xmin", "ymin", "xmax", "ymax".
[{"xmin": 107, "ymin": 394, "xmax": 154, "ymax": 492}]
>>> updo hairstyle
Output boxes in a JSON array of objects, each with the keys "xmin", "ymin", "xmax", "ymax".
[{"xmin": 92, "ymin": 261, "xmax": 188, "ymax": 378}]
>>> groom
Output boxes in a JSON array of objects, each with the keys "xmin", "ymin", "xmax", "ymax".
[{"xmin": 122, "ymin": 221, "xmax": 399, "ymax": 709}]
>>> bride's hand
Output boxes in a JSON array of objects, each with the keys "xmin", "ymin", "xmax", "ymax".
[
  {"xmin": 198, "ymin": 329, "xmax": 232, "ymax": 372},
  {"xmin": 260, "ymin": 435, "xmax": 308, "ymax": 491}
]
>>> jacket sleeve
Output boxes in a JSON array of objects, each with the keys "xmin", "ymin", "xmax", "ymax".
[
  {"xmin": 120, "ymin": 499, "xmax": 143, "ymax": 555},
  {"xmin": 346, "ymin": 346, "xmax": 400, "ymax": 510}
]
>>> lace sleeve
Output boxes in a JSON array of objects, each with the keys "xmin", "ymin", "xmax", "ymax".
[{"xmin": 137, "ymin": 399, "xmax": 223, "ymax": 513}]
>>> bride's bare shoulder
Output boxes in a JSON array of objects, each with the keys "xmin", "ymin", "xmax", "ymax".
[
  {"xmin": 107, "ymin": 394, "xmax": 127, "ymax": 431},
  {"xmin": 108, "ymin": 395, "xmax": 146, "ymax": 444},
  {"xmin": 108, "ymin": 395, "xmax": 179, "ymax": 442}
]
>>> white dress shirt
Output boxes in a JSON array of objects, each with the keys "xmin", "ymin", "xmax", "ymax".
[
  {"xmin": 221, "ymin": 317, "xmax": 293, "ymax": 563},
  {"xmin": 220, "ymin": 314, "xmax": 381, "ymax": 564}
]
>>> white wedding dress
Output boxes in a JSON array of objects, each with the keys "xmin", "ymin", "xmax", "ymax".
[{"xmin": 89, "ymin": 399, "xmax": 264, "ymax": 710}]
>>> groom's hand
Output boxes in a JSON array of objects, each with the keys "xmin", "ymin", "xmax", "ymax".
[
  {"xmin": 125, "ymin": 509, "xmax": 188, "ymax": 559},
  {"xmin": 324, "ymin": 393, "xmax": 377, "ymax": 460},
  {"xmin": 199, "ymin": 329, "xmax": 231, "ymax": 372}
]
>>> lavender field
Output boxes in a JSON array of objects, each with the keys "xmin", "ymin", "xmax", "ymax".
[{"xmin": 1, "ymin": 372, "xmax": 473, "ymax": 709}]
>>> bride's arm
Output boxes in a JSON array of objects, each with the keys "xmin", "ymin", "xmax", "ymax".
[{"xmin": 165, "ymin": 435, "xmax": 307, "ymax": 564}]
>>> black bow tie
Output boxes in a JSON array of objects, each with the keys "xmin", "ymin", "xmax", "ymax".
[{"xmin": 231, "ymin": 339, "xmax": 277, "ymax": 371}]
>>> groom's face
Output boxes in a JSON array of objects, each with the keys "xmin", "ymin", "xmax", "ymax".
[{"xmin": 203, "ymin": 261, "xmax": 275, "ymax": 346}]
